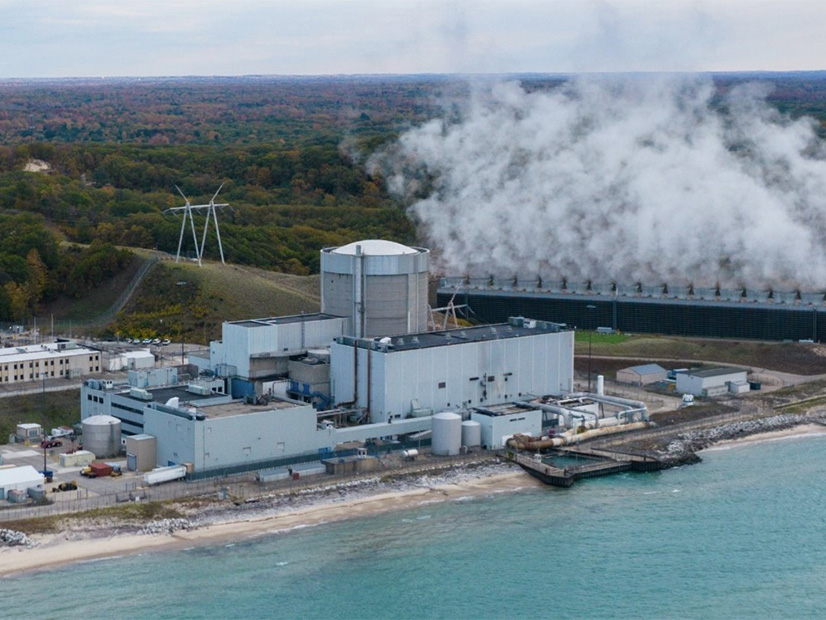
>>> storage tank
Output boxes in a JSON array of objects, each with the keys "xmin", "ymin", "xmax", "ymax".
[
  {"xmin": 82, "ymin": 415, "xmax": 122, "ymax": 458},
  {"xmin": 320, "ymin": 240, "xmax": 429, "ymax": 338},
  {"xmin": 461, "ymin": 420, "xmax": 482, "ymax": 449},
  {"xmin": 431, "ymin": 412, "xmax": 462, "ymax": 456}
]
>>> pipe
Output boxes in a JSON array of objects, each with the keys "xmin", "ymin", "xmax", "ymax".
[{"xmin": 507, "ymin": 421, "xmax": 649, "ymax": 450}]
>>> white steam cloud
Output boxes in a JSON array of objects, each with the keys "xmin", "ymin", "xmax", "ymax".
[{"xmin": 372, "ymin": 76, "xmax": 826, "ymax": 289}]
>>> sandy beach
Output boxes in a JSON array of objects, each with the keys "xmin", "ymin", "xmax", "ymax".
[
  {"xmin": 0, "ymin": 469, "xmax": 534, "ymax": 578},
  {"xmin": 4, "ymin": 420, "xmax": 826, "ymax": 578}
]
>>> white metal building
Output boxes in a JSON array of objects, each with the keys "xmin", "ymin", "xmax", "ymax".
[
  {"xmin": 676, "ymin": 367, "xmax": 749, "ymax": 397},
  {"xmin": 616, "ymin": 363, "xmax": 667, "ymax": 386},
  {"xmin": 471, "ymin": 404, "xmax": 543, "ymax": 450},
  {"xmin": 0, "ymin": 466, "xmax": 44, "ymax": 500},
  {"xmin": 0, "ymin": 341, "xmax": 100, "ymax": 385},
  {"xmin": 320, "ymin": 240, "xmax": 429, "ymax": 338},
  {"xmin": 206, "ymin": 313, "xmax": 346, "ymax": 379},
  {"xmin": 330, "ymin": 317, "xmax": 574, "ymax": 424}
]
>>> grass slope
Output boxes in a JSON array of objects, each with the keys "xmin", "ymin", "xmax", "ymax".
[
  {"xmin": 0, "ymin": 389, "xmax": 80, "ymax": 442},
  {"xmin": 574, "ymin": 333, "xmax": 826, "ymax": 375},
  {"xmin": 112, "ymin": 259, "xmax": 321, "ymax": 343}
]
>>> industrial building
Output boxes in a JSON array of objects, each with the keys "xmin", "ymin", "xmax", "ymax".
[
  {"xmin": 0, "ymin": 466, "xmax": 44, "ymax": 500},
  {"xmin": 438, "ymin": 277, "xmax": 826, "ymax": 341},
  {"xmin": 320, "ymin": 240, "xmax": 429, "ymax": 338},
  {"xmin": 471, "ymin": 404, "xmax": 544, "ymax": 450},
  {"xmin": 330, "ymin": 316, "xmax": 574, "ymax": 424},
  {"xmin": 616, "ymin": 364, "xmax": 668, "ymax": 386},
  {"xmin": 78, "ymin": 240, "xmax": 590, "ymax": 478},
  {"xmin": 0, "ymin": 340, "xmax": 100, "ymax": 385},
  {"xmin": 676, "ymin": 367, "xmax": 749, "ymax": 397}
]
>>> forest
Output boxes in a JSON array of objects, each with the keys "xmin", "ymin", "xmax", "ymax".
[{"xmin": 2, "ymin": 72, "xmax": 826, "ymax": 323}]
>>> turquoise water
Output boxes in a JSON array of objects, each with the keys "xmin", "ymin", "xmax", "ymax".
[{"xmin": 3, "ymin": 434, "xmax": 826, "ymax": 619}]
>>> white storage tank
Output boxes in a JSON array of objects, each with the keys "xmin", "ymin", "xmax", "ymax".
[
  {"xmin": 431, "ymin": 412, "xmax": 462, "ymax": 456},
  {"xmin": 320, "ymin": 239, "xmax": 429, "ymax": 338},
  {"xmin": 461, "ymin": 420, "xmax": 482, "ymax": 449},
  {"xmin": 82, "ymin": 415, "xmax": 122, "ymax": 458}
]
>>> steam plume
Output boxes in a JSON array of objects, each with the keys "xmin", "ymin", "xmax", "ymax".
[{"xmin": 372, "ymin": 76, "xmax": 826, "ymax": 289}]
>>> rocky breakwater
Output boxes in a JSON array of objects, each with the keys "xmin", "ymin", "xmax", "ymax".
[
  {"xmin": 658, "ymin": 414, "xmax": 822, "ymax": 466},
  {"xmin": 140, "ymin": 518, "xmax": 198, "ymax": 535},
  {"xmin": 0, "ymin": 528, "xmax": 31, "ymax": 547}
]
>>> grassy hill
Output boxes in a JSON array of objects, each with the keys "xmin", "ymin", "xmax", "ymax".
[
  {"xmin": 36, "ymin": 253, "xmax": 320, "ymax": 344},
  {"xmin": 109, "ymin": 259, "xmax": 321, "ymax": 344}
]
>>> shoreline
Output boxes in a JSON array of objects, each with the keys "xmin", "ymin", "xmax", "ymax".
[
  {"xmin": 4, "ymin": 419, "xmax": 826, "ymax": 578},
  {"xmin": 0, "ymin": 469, "xmax": 535, "ymax": 578}
]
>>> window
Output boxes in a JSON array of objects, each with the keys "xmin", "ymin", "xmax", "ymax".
[
  {"xmin": 487, "ymin": 376, "xmax": 495, "ymax": 382},
  {"xmin": 438, "ymin": 382, "xmax": 446, "ymax": 389}
]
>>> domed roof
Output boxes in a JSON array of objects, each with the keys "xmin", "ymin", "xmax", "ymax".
[
  {"xmin": 332, "ymin": 239, "xmax": 419, "ymax": 256},
  {"xmin": 82, "ymin": 415, "xmax": 121, "ymax": 425}
]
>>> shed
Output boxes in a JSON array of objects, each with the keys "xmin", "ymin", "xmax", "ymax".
[
  {"xmin": 676, "ymin": 367, "xmax": 749, "ymax": 397},
  {"xmin": 0, "ymin": 466, "xmax": 44, "ymax": 500},
  {"xmin": 16, "ymin": 423, "xmax": 42, "ymax": 440},
  {"xmin": 616, "ymin": 364, "xmax": 667, "ymax": 386},
  {"xmin": 125, "ymin": 434, "xmax": 157, "ymax": 472}
]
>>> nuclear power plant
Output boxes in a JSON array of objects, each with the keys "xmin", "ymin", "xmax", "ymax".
[{"xmin": 80, "ymin": 239, "xmax": 647, "ymax": 479}]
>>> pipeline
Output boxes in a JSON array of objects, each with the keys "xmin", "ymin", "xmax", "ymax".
[{"xmin": 507, "ymin": 421, "xmax": 649, "ymax": 450}]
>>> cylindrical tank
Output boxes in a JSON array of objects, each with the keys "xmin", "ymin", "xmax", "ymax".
[
  {"xmin": 596, "ymin": 375, "xmax": 604, "ymax": 395},
  {"xmin": 320, "ymin": 240, "xmax": 429, "ymax": 338},
  {"xmin": 431, "ymin": 412, "xmax": 462, "ymax": 456},
  {"xmin": 461, "ymin": 420, "xmax": 482, "ymax": 449},
  {"xmin": 82, "ymin": 415, "xmax": 122, "ymax": 458}
]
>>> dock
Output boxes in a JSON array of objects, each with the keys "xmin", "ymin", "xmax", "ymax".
[{"xmin": 504, "ymin": 445, "xmax": 663, "ymax": 488}]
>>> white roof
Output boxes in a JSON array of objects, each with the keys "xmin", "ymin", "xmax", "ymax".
[
  {"xmin": 332, "ymin": 239, "xmax": 418, "ymax": 256},
  {"xmin": 0, "ymin": 465, "xmax": 44, "ymax": 486},
  {"xmin": 0, "ymin": 342, "xmax": 96, "ymax": 364},
  {"xmin": 124, "ymin": 350, "xmax": 154, "ymax": 359}
]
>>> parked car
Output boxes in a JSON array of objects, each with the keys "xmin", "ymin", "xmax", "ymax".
[
  {"xmin": 125, "ymin": 338, "xmax": 133, "ymax": 344},
  {"xmin": 40, "ymin": 439, "xmax": 62, "ymax": 449},
  {"xmin": 142, "ymin": 338, "xmax": 152, "ymax": 345},
  {"xmin": 152, "ymin": 338, "xmax": 162, "ymax": 345},
  {"xmin": 161, "ymin": 338, "xmax": 171, "ymax": 345}
]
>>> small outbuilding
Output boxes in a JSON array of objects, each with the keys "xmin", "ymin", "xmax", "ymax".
[
  {"xmin": 0, "ymin": 466, "xmax": 45, "ymax": 500},
  {"xmin": 676, "ymin": 367, "xmax": 749, "ymax": 397},
  {"xmin": 616, "ymin": 363, "xmax": 668, "ymax": 386}
]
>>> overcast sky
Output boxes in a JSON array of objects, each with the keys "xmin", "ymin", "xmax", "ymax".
[{"xmin": 1, "ymin": 0, "xmax": 824, "ymax": 78}]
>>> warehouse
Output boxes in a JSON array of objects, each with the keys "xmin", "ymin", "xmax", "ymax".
[
  {"xmin": 676, "ymin": 367, "xmax": 749, "ymax": 397},
  {"xmin": 0, "ymin": 466, "xmax": 44, "ymax": 500},
  {"xmin": 438, "ymin": 278, "xmax": 826, "ymax": 341},
  {"xmin": 330, "ymin": 316, "xmax": 574, "ymax": 424},
  {"xmin": 616, "ymin": 364, "xmax": 668, "ymax": 386},
  {"xmin": 0, "ymin": 340, "xmax": 100, "ymax": 385}
]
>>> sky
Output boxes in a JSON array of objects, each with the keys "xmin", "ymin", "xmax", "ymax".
[{"xmin": 0, "ymin": 0, "xmax": 824, "ymax": 78}]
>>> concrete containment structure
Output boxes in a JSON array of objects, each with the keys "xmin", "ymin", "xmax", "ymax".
[{"xmin": 321, "ymin": 240, "xmax": 429, "ymax": 338}]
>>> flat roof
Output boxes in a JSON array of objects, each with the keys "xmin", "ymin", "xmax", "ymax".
[
  {"xmin": 342, "ymin": 318, "xmax": 569, "ymax": 352},
  {"xmin": 227, "ymin": 313, "xmax": 341, "ymax": 328},
  {"xmin": 200, "ymin": 397, "xmax": 301, "ymax": 418},
  {"xmin": 690, "ymin": 367, "xmax": 747, "ymax": 378},
  {"xmin": 473, "ymin": 403, "xmax": 540, "ymax": 417},
  {"xmin": 0, "ymin": 343, "xmax": 97, "ymax": 364}
]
